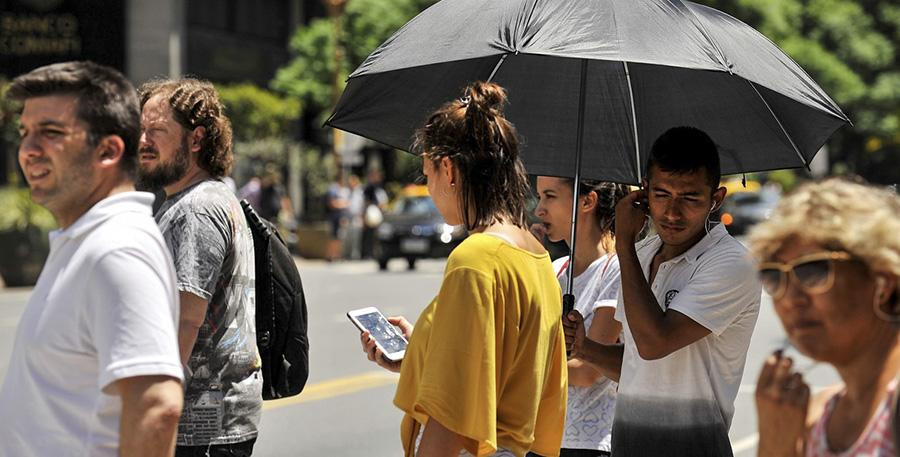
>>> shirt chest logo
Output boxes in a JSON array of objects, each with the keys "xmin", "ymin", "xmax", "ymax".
[{"xmin": 664, "ymin": 289, "xmax": 680, "ymax": 308}]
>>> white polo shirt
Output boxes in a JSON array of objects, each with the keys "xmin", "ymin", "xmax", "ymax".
[
  {"xmin": 0, "ymin": 192, "xmax": 183, "ymax": 457},
  {"xmin": 611, "ymin": 224, "xmax": 761, "ymax": 457}
]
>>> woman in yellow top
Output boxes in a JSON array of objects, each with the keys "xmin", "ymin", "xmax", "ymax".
[{"xmin": 359, "ymin": 81, "xmax": 568, "ymax": 457}]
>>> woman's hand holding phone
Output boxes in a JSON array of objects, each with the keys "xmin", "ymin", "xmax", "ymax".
[{"xmin": 359, "ymin": 316, "xmax": 413, "ymax": 373}]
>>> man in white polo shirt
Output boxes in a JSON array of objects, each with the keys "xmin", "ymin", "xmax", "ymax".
[
  {"xmin": 565, "ymin": 127, "xmax": 761, "ymax": 456},
  {"xmin": 0, "ymin": 61, "xmax": 184, "ymax": 457}
]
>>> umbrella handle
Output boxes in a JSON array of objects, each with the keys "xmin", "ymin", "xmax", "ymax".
[{"xmin": 563, "ymin": 293, "xmax": 575, "ymax": 357}]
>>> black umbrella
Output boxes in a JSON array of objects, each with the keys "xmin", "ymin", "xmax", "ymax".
[{"xmin": 326, "ymin": 0, "xmax": 849, "ymax": 315}]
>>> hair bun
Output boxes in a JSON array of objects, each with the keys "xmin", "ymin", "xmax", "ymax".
[{"xmin": 465, "ymin": 81, "xmax": 507, "ymax": 115}]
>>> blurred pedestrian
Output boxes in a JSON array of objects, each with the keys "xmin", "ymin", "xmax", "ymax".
[
  {"xmin": 750, "ymin": 177, "xmax": 900, "ymax": 457},
  {"xmin": 359, "ymin": 82, "xmax": 567, "ymax": 457},
  {"xmin": 533, "ymin": 177, "xmax": 630, "ymax": 457},
  {"xmin": 259, "ymin": 167, "xmax": 284, "ymax": 223},
  {"xmin": 239, "ymin": 175, "xmax": 262, "ymax": 211},
  {"xmin": 0, "ymin": 61, "xmax": 183, "ymax": 457},
  {"xmin": 564, "ymin": 127, "xmax": 762, "ymax": 457},
  {"xmin": 346, "ymin": 174, "xmax": 364, "ymax": 259},
  {"xmin": 361, "ymin": 168, "xmax": 389, "ymax": 259},
  {"xmin": 326, "ymin": 173, "xmax": 351, "ymax": 261},
  {"xmin": 138, "ymin": 78, "xmax": 261, "ymax": 456}
]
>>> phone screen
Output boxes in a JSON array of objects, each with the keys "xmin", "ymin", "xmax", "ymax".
[{"xmin": 355, "ymin": 311, "xmax": 408, "ymax": 354}]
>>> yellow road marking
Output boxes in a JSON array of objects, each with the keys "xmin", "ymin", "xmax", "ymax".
[{"xmin": 262, "ymin": 371, "xmax": 399, "ymax": 410}]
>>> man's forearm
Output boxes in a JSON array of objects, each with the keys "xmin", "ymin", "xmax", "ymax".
[
  {"xmin": 119, "ymin": 377, "xmax": 183, "ymax": 457},
  {"xmin": 177, "ymin": 322, "xmax": 202, "ymax": 364},
  {"xmin": 617, "ymin": 244, "xmax": 668, "ymax": 350},
  {"xmin": 576, "ymin": 340, "xmax": 624, "ymax": 382},
  {"xmin": 177, "ymin": 292, "xmax": 209, "ymax": 364}
]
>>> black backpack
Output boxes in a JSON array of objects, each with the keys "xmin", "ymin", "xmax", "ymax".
[{"xmin": 241, "ymin": 199, "xmax": 310, "ymax": 400}]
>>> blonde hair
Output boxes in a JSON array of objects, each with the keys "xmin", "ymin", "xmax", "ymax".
[{"xmin": 748, "ymin": 177, "xmax": 900, "ymax": 279}]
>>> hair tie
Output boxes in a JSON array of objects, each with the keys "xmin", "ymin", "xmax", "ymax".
[{"xmin": 459, "ymin": 95, "xmax": 471, "ymax": 107}]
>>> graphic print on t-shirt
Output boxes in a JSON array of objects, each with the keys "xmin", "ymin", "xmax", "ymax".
[{"xmin": 156, "ymin": 180, "xmax": 261, "ymax": 446}]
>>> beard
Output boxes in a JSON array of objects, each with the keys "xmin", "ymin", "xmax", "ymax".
[{"xmin": 136, "ymin": 135, "xmax": 191, "ymax": 191}]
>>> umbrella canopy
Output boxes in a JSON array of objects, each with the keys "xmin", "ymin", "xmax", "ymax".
[{"xmin": 327, "ymin": 0, "xmax": 849, "ymax": 184}]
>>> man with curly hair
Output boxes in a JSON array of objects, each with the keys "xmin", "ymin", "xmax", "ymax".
[{"xmin": 138, "ymin": 78, "xmax": 261, "ymax": 456}]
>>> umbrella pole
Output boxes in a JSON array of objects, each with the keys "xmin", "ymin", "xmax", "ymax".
[
  {"xmin": 624, "ymin": 61, "xmax": 642, "ymax": 183},
  {"xmin": 563, "ymin": 59, "xmax": 588, "ymax": 320}
]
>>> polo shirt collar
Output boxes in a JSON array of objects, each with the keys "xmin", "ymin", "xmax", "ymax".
[
  {"xmin": 671, "ymin": 223, "xmax": 729, "ymax": 265},
  {"xmin": 638, "ymin": 223, "xmax": 729, "ymax": 266},
  {"xmin": 50, "ymin": 192, "xmax": 155, "ymax": 244}
]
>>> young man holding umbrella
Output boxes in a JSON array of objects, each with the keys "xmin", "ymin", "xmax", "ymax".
[{"xmin": 565, "ymin": 127, "xmax": 762, "ymax": 457}]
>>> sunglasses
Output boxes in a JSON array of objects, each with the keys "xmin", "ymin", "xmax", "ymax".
[{"xmin": 757, "ymin": 251, "xmax": 853, "ymax": 299}]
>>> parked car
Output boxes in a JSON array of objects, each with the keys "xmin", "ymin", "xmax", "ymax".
[
  {"xmin": 719, "ymin": 188, "xmax": 780, "ymax": 236},
  {"xmin": 375, "ymin": 186, "xmax": 467, "ymax": 270}
]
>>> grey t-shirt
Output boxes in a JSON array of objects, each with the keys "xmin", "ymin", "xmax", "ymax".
[{"xmin": 156, "ymin": 179, "xmax": 261, "ymax": 446}]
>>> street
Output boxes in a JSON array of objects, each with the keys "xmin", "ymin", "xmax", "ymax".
[{"xmin": 0, "ymin": 257, "xmax": 841, "ymax": 456}]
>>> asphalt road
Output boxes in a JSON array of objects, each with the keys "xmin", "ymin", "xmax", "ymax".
[{"xmin": 0, "ymin": 257, "xmax": 841, "ymax": 456}]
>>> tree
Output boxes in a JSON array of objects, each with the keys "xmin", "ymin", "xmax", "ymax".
[
  {"xmin": 216, "ymin": 83, "xmax": 308, "ymax": 217},
  {"xmin": 700, "ymin": 0, "xmax": 899, "ymax": 183},
  {"xmin": 272, "ymin": 0, "xmax": 436, "ymax": 117},
  {"xmin": 217, "ymin": 83, "xmax": 302, "ymax": 142}
]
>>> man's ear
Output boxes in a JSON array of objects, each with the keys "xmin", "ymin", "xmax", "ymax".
[
  {"xmin": 189, "ymin": 126, "xmax": 206, "ymax": 154},
  {"xmin": 96, "ymin": 135, "xmax": 125, "ymax": 168},
  {"xmin": 711, "ymin": 185, "xmax": 727, "ymax": 210}
]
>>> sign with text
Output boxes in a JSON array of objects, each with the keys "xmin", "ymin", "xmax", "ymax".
[{"xmin": 0, "ymin": 0, "xmax": 124, "ymax": 78}]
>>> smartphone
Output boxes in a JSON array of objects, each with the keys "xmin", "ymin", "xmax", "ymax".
[{"xmin": 347, "ymin": 307, "xmax": 408, "ymax": 362}]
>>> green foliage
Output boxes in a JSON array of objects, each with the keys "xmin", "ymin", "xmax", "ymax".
[
  {"xmin": 234, "ymin": 137, "xmax": 297, "ymax": 166},
  {"xmin": 702, "ymin": 0, "xmax": 899, "ymax": 182},
  {"xmin": 217, "ymin": 83, "xmax": 301, "ymax": 142},
  {"xmin": 764, "ymin": 169, "xmax": 799, "ymax": 192},
  {"xmin": 271, "ymin": 19, "xmax": 338, "ymax": 114},
  {"xmin": 0, "ymin": 187, "xmax": 56, "ymax": 232},
  {"xmin": 272, "ymin": 0, "xmax": 436, "ymax": 115}
]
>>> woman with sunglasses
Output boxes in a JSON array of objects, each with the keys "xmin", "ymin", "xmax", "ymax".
[
  {"xmin": 359, "ymin": 82, "xmax": 568, "ymax": 457},
  {"xmin": 532, "ymin": 177, "xmax": 630, "ymax": 457},
  {"xmin": 748, "ymin": 177, "xmax": 900, "ymax": 457}
]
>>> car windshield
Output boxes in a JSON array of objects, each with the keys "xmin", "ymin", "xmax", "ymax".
[{"xmin": 393, "ymin": 196, "xmax": 438, "ymax": 216}]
